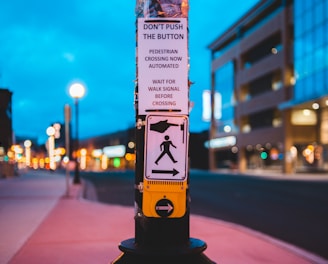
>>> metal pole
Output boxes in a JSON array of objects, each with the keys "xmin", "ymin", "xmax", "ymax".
[
  {"xmin": 64, "ymin": 104, "xmax": 71, "ymax": 196},
  {"xmin": 112, "ymin": 1, "xmax": 214, "ymax": 263},
  {"xmin": 73, "ymin": 98, "xmax": 80, "ymax": 184}
]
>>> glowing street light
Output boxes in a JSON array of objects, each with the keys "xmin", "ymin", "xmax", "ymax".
[
  {"xmin": 24, "ymin": 140, "xmax": 32, "ymax": 167},
  {"xmin": 69, "ymin": 82, "xmax": 85, "ymax": 184},
  {"xmin": 46, "ymin": 126, "xmax": 56, "ymax": 170}
]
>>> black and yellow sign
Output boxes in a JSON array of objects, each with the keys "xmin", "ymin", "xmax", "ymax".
[{"xmin": 142, "ymin": 178, "xmax": 187, "ymax": 218}]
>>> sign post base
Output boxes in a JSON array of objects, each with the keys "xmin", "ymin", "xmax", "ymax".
[{"xmin": 112, "ymin": 238, "xmax": 215, "ymax": 264}]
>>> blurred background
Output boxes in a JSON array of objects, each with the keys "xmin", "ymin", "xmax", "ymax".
[{"xmin": 1, "ymin": 0, "xmax": 327, "ymax": 177}]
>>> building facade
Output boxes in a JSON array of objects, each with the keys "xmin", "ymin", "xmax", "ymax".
[
  {"xmin": 0, "ymin": 88, "xmax": 13, "ymax": 154},
  {"xmin": 208, "ymin": 0, "xmax": 328, "ymax": 173},
  {"xmin": 0, "ymin": 88, "xmax": 14, "ymax": 177}
]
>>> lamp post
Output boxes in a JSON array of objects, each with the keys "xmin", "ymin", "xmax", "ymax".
[
  {"xmin": 69, "ymin": 82, "xmax": 85, "ymax": 184},
  {"xmin": 64, "ymin": 104, "xmax": 71, "ymax": 196},
  {"xmin": 24, "ymin": 140, "xmax": 32, "ymax": 168},
  {"xmin": 46, "ymin": 126, "xmax": 56, "ymax": 171}
]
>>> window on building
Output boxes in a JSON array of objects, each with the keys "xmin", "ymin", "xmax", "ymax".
[
  {"xmin": 249, "ymin": 108, "xmax": 275, "ymax": 129},
  {"xmin": 215, "ymin": 61, "xmax": 236, "ymax": 133},
  {"xmin": 242, "ymin": 33, "xmax": 282, "ymax": 68},
  {"xmin": 294, "ymin": 0, "xmax": 328, "ymax": 102}
]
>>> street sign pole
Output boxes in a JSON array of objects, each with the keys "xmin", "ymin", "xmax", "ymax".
[{"xmin": 112, "ymin": 1, "xmax": 214, "ymax": 263}]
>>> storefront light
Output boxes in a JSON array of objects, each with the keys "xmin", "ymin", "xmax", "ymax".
[
  {"xmin": 312, "ymin": 103, "xmax": 319, "ymax": 110},
  {"xmin": 63, "ymin": 156, "xmax": 69, "ymax": 163},
  {"xmin": 290, "ymin": 146, "xmax": 297, "ymax": 157},
  {"xmin": 101, "ymin": 154, "xmax": 108, "ymax": 170},
  {"xmin": 303, "ymin": 109, "xmax": 311, "ymax": 116},
  {"xmin": 128, "ymin": 141, "xmax": 135, "ymax": 149},
  {"xmin": 231, "ymin": 146, "xmax": 238, "ymax": 154},
  {"xmin": 92, "ymin": 149, "xmax": 103, "ymax": 158},
  {"xmin": 270, "ymin": 148, "xmax": 279, "ymax": 160},
  {"xmin": 224, "ymin": 125, "xmax": 231, "ymax": 133},
  {"xmin": 290, "ymin": 76, "xmax": 296, "ymax": 85},
  {"xmin": 103, "ymin": 145, "xmax": 126, "ymax": 158},
  {"xmin": 204, "ymin": 136, "xmax": 236, "ymax": 149}
]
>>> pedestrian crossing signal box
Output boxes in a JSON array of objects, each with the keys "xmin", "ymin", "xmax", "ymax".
[
  {"xmin": 142, "ymin": 115, "xmax": 188, "ymax": 218},
  {"xmin": 142, "ymin": 179, "xmax": 187, "ymax": 218}
]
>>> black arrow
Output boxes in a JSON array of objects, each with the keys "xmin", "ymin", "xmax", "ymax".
[
  {"xmin": 150, "ymin": 120, "xmax": 179, "ymax": 133},
  {"xmin": 152, "ymin": 169, "xmax": 179, "ymax": 176}
]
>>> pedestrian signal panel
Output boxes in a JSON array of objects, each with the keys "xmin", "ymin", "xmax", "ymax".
[
  {"xmin": 142, "ymin": 179, "xmax": 187, "ymax": 218},
  {"xmin": 143, "ymin": 115, "xmax": 188, "ymax": 218},
  {"xmin": 145, "ymin": 115, "xmax": 188, "ymax": 181}
]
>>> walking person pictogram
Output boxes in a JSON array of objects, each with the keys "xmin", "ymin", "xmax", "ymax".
[{"xmin": 155, "ymin": 135, "xmax": 177, "ymax": 165}]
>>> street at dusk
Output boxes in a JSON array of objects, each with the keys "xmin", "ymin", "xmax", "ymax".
[
  {"xmin": 1, "ymin": 170, "xmax": 327, "ymax": 264},
  {"xmin": 1, "ymin": 0, "xmax": 328, "ymax": 263},
  {"xmin": 81, "ymin": 170, "xmax": 328, "ymax": 260}
]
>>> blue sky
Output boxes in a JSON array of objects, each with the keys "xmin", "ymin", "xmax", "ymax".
[{"xmin": 0, "ymin": 0, "xmax": 259, "ymax": 143}]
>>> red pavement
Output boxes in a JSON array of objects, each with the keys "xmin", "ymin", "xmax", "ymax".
[{"xmin": 1, "ymin": 170, "xmax": 327, "ymax": 264}]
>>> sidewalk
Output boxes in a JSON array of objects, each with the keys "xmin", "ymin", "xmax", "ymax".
[{"xmin": 0, "ymin": 170, "xmax": 326, "ymax": 264}]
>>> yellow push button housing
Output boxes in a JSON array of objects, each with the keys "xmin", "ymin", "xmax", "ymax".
[{"xmin": 142, "ymin": 179, "xmax": 187, "ymax": 218}]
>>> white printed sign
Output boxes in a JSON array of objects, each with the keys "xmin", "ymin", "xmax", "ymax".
[
  {"xmin": 137, "ymin": 18, "xmax": 189, "ymax": 115},
  {"xmin": 145, "ymin": 115, "xmax": 188, "ymax": 181}
]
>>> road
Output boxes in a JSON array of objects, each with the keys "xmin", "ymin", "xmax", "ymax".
[{"xmin": 81, "ymin": 170, "xmax": 328, "ymax": 259}]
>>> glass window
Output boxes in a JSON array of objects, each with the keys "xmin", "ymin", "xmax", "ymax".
[
  {"xmin": 304, "ymin": 0, "xmax": 312, "ymax": 11},
  {"xmin": 294, "ymin": 16, "xmax": 304, "ymax": 38},
  {"xmin": 326, "ymin": 23, "xmax": 328, "ymax": 45},
  {"xmin": 314, "ymin": 24, "xmax": 324, "ymax": 48},
  {"xmin": 304, "ymin": 33, "xmax": 313, "ymax": 55},
  {"xmin": 294, "ymin": 78, "xmax": 303, "ymax": 101},
  {"xmin": 316, "ymin": 47, "xmax": 325, "ymax": 72},
  {"xmin": 294, "ymin": 1, "xmax": 328, "ymax": 102},
  {"xmin": 314, "ymin": 70, "xmax": 324, "ymax": 96},
  {"xmin": 304, "ymin": 9, "xmax": 312, "ymax": 32},
  {"xmin": 294, "ymin": 58, "xmax": 304, "ymax": 80},
  {"xmin": 325, "ymin": 46, "xmax": 328, "ymax": 68},
  {"xmin": 303, "ymin": 76, "xmax": 312, "ymax": 98},
  {"xmin": 294, "ymin": 0, "xmax": 304, "ymax": 17},
  {"xmin": 215, "ymin": 61, "xmax": 235, "ymax": 131},
  {"xmin": 325, "ymin": 68, "xmax": 328, "ymax": 92},
  {"xmin": 310, "ymin": 53, "xmax": 316, "ymax": 75},
  {"xmin": 314, "ymin": 2, "xmax": 324, "ymax": 26},
  {"xmin": 294, "ymin": 38, "xmax": 303, "ymax": 59}
]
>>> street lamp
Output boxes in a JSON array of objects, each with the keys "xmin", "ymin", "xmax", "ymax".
[
  {"xmin": 46, "ymin": 126, "xmax": 56, "ymax": 171},
  {"xmin": 69, "ymin": 82, "xmax": 85, "ymax": 184},
  {"xmin": 24, "ymin": 140, "xmax": 32, "ymax": 168}
]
